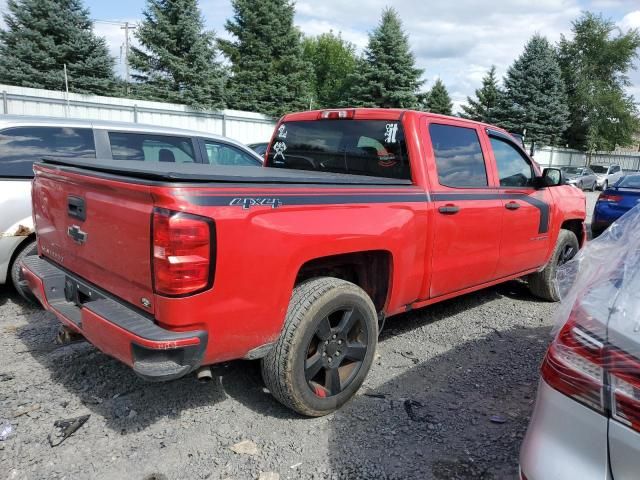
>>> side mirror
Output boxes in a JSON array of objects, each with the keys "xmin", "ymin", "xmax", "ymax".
[{"xmin": 535, "ymin": 168, "xmax": 564, "ymax": 188}]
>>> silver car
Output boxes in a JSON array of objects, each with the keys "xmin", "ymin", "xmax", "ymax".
[
  {"xmin": 561, "ymin": 166, "xmax": 598, "ymax": 191},
  {"xmin": 520, "ymin": 204, "xmax": 640, "ymax": 480},
  {"xmin": 0, "ymin": 115, "xmax": 263, "ymax": 300},
  {"xmin": 591, "ymin": 164, "xmax": 624, "ymax": 190}
]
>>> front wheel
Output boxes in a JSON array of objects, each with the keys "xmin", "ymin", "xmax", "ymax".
[
  {"xmin": 528, "ymin": 230, "xmax": 579, "ymax": 301},
  {"xmin": 261, "ymin": 277, "xmax": 378, "ymax": 417}
]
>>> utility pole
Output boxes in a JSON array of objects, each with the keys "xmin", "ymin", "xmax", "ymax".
[{"xmin": 121, "ymin": 22, "xmax": 135, "ymax": 94}]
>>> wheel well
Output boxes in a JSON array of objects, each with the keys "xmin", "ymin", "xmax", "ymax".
[
  {"xmin": 295, "ymin": 251, "xmax": 391, "ymax": 313},
  {"xmin": 561, "ymin": 220, "xmax": 584, "ymax": 247}
]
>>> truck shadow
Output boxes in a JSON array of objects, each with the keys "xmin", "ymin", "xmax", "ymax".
[
  {"xmin": 6, "ymin": 279, "xmax": 550, "ymax": 434},
  {"xmin": 326, "ymin": 325, "xmax": 552, "ymax": 480}
]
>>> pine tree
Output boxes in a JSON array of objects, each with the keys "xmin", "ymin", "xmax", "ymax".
[
  {"xmin": 558, "ymin": 12, "xmax": 640, "ymax": 151},
  {"xmin": 220, "ymin": 0, "xmax": 312, "ymax": 117},
  {"xmin": 496, "ymin": 35, "xmax": 569, "ymax": 147},
  {"xmin": 423, "ymin": 79, "xmax": 453, "ymax": 115},
  {"xmin": 129, "ymin": 0, "xmax": 226, "ymax": 110},
  {"xmin": 346, "ymin": 8, "xmax": 423, "ymax": 108},
  {"xmin": 0, "ymin": 0, "xmax": 116, "ymax": 95},
  {"xmin": 302, "ymin": 32, "xmax": 357, "ymax": 109},
  {"xmin": 460, "ymin": 66, "xmax": 502, "ymax": 123}
]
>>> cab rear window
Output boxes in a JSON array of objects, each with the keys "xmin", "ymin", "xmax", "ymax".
[{"xmin": 267, "ymin": 120, "xmax": 411, "ymax": 180}]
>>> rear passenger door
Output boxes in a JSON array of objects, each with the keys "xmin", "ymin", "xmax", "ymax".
[
  {"xmin": 487, "ymin": 131, "xmax": 552, "ymax": 277},
  {"xmin": 425, "ymin": 121, "xmax": 503, "ymax": 298}
]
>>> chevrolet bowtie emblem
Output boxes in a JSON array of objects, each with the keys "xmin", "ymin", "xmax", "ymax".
[{"xmin": 67, "ymin": 225, "xmax": 88, "ymax": 245}]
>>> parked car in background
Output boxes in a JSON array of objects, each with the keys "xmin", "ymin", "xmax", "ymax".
[
  {"xmin": 591, "ymin": 174, "xmax": 640, "ymax": 237},
  {"xmin": 22, "ymin": 108, "xmax": 586, "ymax": 416},
  {"xmin": 0, "ymin": 115, "xmax": 262, "ymax": 300},
  {"xmin": 248, "ymin": 142, "xmax": 268, "ymax": 158},
  {"xmin": 591, "ymin": 164, "xmax": 624, "ymax": 190},
  {"xmin": 561, "ymin": 166, "xmax": 598, "ymax": 191},
  {"xmin": 520, "ymin": 203, "xmax": 640, "ymax": 480}
]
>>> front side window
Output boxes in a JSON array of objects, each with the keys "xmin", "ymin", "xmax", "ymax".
[
  {"xmin": 203, "ymin": 141, "xmax": 260, "ymax": 167},
  {"xmin": 490, "ymin": 136, "xmax": 534, "ymax": 187},
  {"xmin": 0, "ymin": 126, "xmax": 95, "ymax": 177},
  {"xmin": 267, "ymin": 120, "xmax": 411, "ymax": 180},
  {"xmin": 429, "ymin": 124, "xmax": 487, "ymax": 188},
  {"xmin": 109, "ymin": 132, "xmax": 195, "ymax": 163}
]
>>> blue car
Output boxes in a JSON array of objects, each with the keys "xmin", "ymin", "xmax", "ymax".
[{"xmin": 592, "ymin": 173, "xmax": 640, "ymax": 237}]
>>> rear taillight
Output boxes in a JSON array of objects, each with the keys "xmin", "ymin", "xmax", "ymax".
[
  {"xmin": 599, "ymin": 193, "xmax": 622, "ymax": 203},
  {"xmin": 543, "ymin": 304, "xmax": 640, "ymax": 432},
  {"xmin": 152, "ymin": 208, "xmax": 215, "ymax": 296},
  {"xmin": 609, "ymin": 349, "xmax": 640, "ymax": 430},
  {"xmin": 542, "ymin": 308, "xmax": 605, "ymax": 413}
]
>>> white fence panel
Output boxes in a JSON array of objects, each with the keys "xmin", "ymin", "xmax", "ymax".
[
  {"xmin": 534, "ymin": 145, "xmax": 640, "ymax": 172},
  {"xmin": 0, "ymin": 84, "xmax": 276, "ymax": 145}
]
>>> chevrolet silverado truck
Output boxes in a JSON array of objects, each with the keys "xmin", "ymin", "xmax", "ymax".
[{"xmin": 22, "ymin": 109, "xmax": 586, "ymax": 416}]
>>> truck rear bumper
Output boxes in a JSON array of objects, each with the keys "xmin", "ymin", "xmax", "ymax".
[{"xmin": 21, "ymin": 256, "xmax": 207, "ymax": 382}]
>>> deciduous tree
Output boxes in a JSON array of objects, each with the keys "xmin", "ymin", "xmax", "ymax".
[{"xmin": 558, "ymin": 12, "xmax": 640, "ymax": 151}]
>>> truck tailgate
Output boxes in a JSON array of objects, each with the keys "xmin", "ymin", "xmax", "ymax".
[{"xmin": 33, "ymin": 165, "xmax": 155, "ymax": 312}]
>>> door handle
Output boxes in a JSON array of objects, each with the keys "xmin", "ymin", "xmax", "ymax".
[
  {"xmin": 438, "ymin": 204, "xmax": 460, "ymax": 215},
  {"xmin": 505, "ymin": 201, "xmax": 521, "ymax": 211},
  {"xmin": 68, "ymin": 196, "xmax": 86, "ymax": 221}
]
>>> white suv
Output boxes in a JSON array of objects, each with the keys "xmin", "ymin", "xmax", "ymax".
[
  {"xmin": 0, "ymin": 115, "xmax": 262, "ymax": 301},
  {"xmin": 591, "ymin": 164, "xmax": 624, "ymax": 190}
]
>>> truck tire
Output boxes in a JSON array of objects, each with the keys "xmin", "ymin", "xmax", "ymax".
[
  {"xmin": 528, "ymin": 230, "xmax": 579, "ymax": 302},
  {"xmin": 10, "ymin": 239, "xmax": 38, "ymax": 304},
  {"xmin": 261, "ymin": 277, "xmax": 378, "ymax": 417}
]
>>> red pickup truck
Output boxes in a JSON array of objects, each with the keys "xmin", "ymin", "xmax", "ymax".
[{"xmin": 23, "ymin": 109, "xmax": 586, "ymax": 416}]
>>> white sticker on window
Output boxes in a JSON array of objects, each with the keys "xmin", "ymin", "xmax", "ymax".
[
  {"xmin": 277, "ymin": 125, "xmax": 288, "ymax": 139},
  {"xmin": 385, "ymin": 123, "xmax": 398, "ymax": 144},
  {"xmin": 273, "ymin": 141, "xmax": 287, "ymax": 161}
]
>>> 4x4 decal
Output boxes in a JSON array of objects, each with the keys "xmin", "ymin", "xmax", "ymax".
[{"xmin": 229, "ymin": 198, "xmax": 283, "ymax": 209}]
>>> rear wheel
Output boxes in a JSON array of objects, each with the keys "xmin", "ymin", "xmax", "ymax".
[
  {"xmin": 261, "ymin": 277, "xmax": 378, "ymax": 417},
  {"xmin": 528, "ymin": 230, "xmax": 579, "ymax": 302},
  {"xmin": 10, "ymin": 239, "xmax": 38, "ymax": 304}
]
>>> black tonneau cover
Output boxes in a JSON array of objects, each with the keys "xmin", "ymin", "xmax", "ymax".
[{"xmin": 39, "ymin": 157, "xmax": 413, "ymax": 185}]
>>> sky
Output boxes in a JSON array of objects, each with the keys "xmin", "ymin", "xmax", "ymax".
[{"xmin": 1, "ymin": 0, "xmax": 640, "ymax": 110}]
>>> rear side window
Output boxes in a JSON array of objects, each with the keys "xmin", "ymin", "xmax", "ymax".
[
  {"xmin": 0, "ymin": 126, "xmax": 95, "ymax": 177},
  {"xmin": 490, "ymin": 136, "xmax": 534, "ymax": 187},
  {"xmin": 109, "ymin": 132, "xmax": 196, "ymax": 163},
  {"xmin": 429, "ymin": 124, "xmax": 487, "ymax": 188},
  {"xmin": 619, "ymin": 176, "xmax": 640, "ymax": 189},
  {"xmin": 203, "ymin": 141, "xmax": 260, "ymax": 166},
  {"xmin": 267, "ymin": 120, "xmax": 411, "ymax": 180}
]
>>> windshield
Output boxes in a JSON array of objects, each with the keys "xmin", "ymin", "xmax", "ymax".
[
  {"xmin": 266, "ymin": 120, "xmax": 411, "ymax": 180},
  {"xmin": 561, "ymin": 167, "xmax": 582, "ymax": 175},
  {"xmin": 590, "ymin": 165, "xmax": 608, "ymax": 174},
  {"xmin": 618, "ymin": 175, "xmax": 640, "ymax": 189}
]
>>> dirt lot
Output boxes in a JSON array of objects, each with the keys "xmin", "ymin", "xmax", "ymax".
[{"xmin": 0, "ymin": 192, "xmax": 600, "ymax": 480}]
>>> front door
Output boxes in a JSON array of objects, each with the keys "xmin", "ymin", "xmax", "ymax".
[
  {"xmin": 425, "ymin": 122, "xmax": 503, "ymax": 298},
  {"xmin": 487, "ymin": 133, "xmax": 552, "ymax": 277}
]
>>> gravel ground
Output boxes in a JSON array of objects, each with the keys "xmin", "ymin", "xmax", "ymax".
[{"xmin": 0, "ymin": 192, "xmax": 600, "ymax": 480}]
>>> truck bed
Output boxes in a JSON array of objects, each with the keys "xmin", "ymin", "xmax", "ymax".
[{"xmin": 40, "ymin": 157, "xmax": 413, "ymax": 186}]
